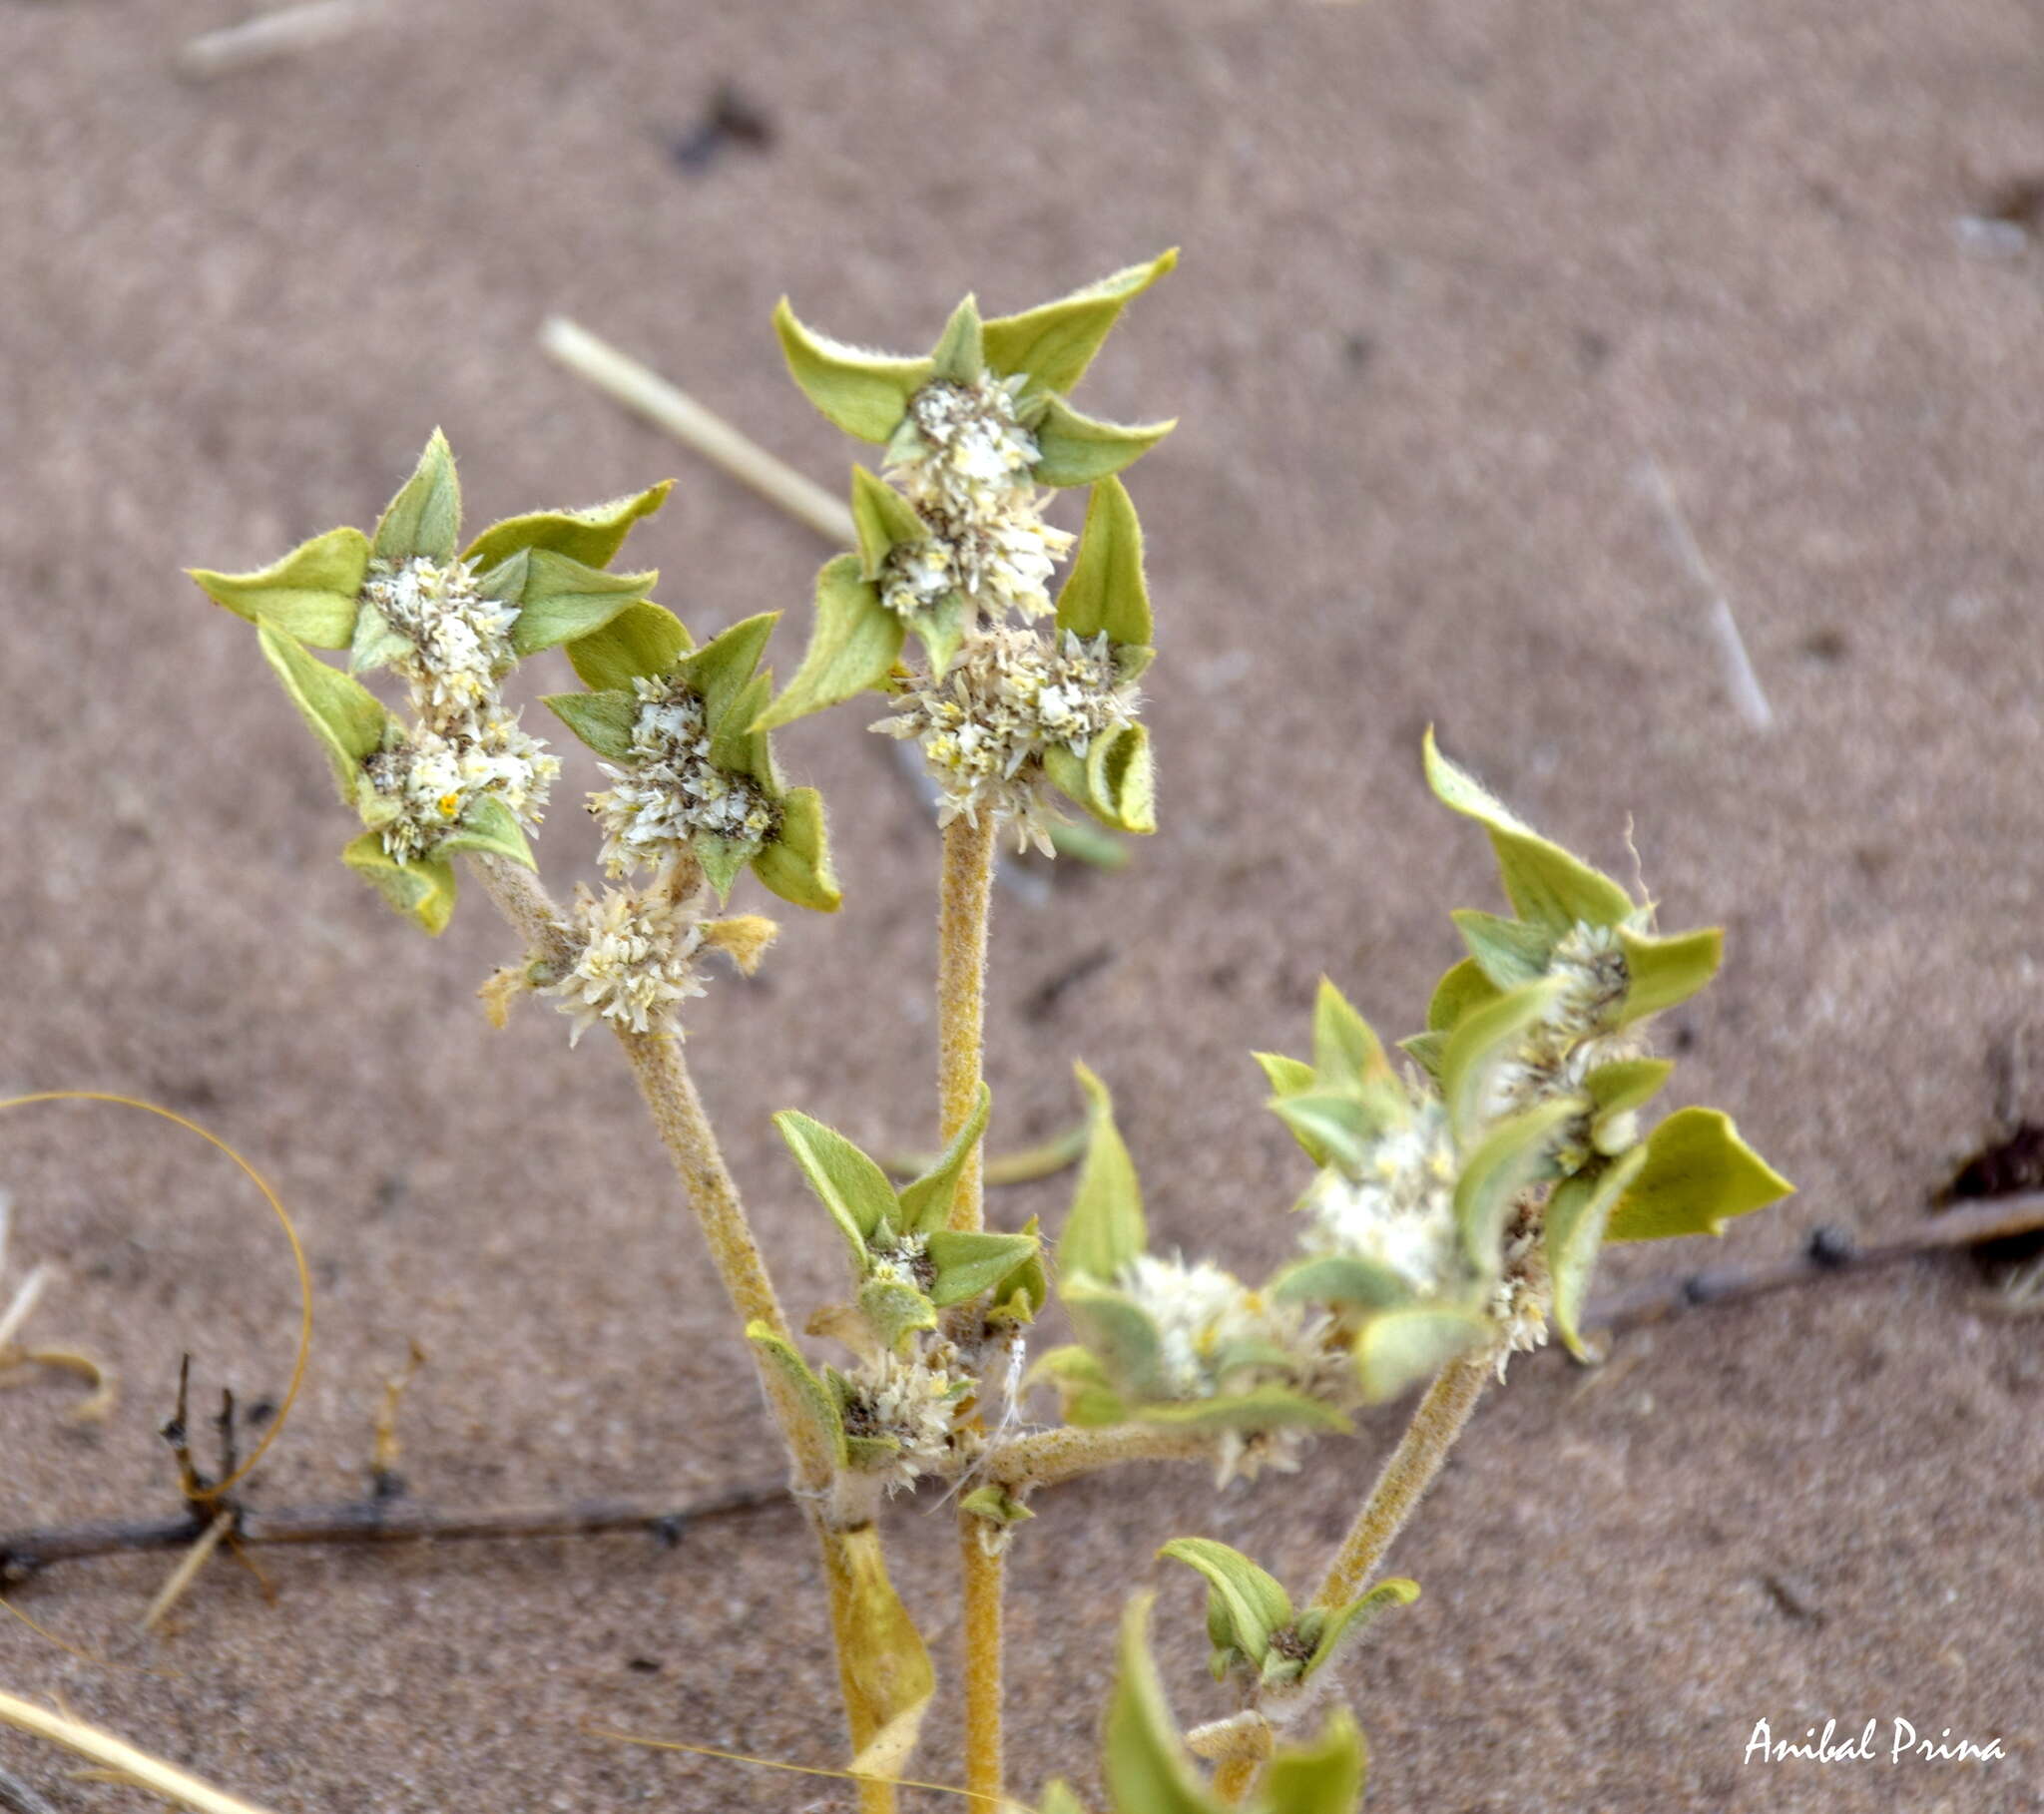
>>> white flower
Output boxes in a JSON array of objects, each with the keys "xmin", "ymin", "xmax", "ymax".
[
  {"xmin": 872, "ymin": 624, "xmax": 1135, "ymax": 852},
  {"xmin": 1298, "ymin": 1100, "xmax": 1462, "ymax": 1297},
  {"xmin": 839, "ymin": 1345, "xmax": 972, "ymax": 1493},
  {"xmin": 361, "ymin": 713, "xmax": 560, "ymax": 864},
  {"xmin": 362, "ymin": 557, "xmax": 522, "ymax": 731},
  {"xmin": 546, "ymin": 883, "xmax": 705, "ymax": 1045},
  {"xmin": 590, "ymin": 676, "xmax": 777, "ymax": 877},
  {"xmin": 1483, "ymin": 921, "xmax": 1649, "ymax": 1170}
]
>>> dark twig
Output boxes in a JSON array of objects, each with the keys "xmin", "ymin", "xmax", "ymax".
[
  {"xmin": 9, "ymin": 1198, "xmax": 2041, "ymax": 1589},
  {"xmin": 1, "ymin": 1485, "xmax": 790, "ymax": 1585},
  {"xmin": 1584, "ymin": 1192, "xmax": 2044, "ymax": 1335}
]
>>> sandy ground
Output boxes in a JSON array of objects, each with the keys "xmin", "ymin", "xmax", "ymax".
[{"xmin": 3, "ymin": 1, "xmax": 2043, "ymax": 1809}]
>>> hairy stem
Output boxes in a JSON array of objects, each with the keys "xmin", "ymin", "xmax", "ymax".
[
  {"xmin": 0, "ymin": 1689, "xmax": 278, "ymax": 1814},
  {"xmin": 937, "ymin": 814, "xmax": 998, "ymax": 1232},
  {"xmin": 959, "ymin": 1522, "xmax": 1004, "ymax": 1802},
  {"xmin": 992, "ymin": 1422, "xmax": 1219, "ymax": 1493},
  {"xmin": 1310, "ymin": 1352, "xmax": 1492, "ymax": 1610},
  {"xmin": 466, "ymin": 855, "xmax": 890, "ymax": 1809},
  {"xmin": 935, "ymin": 813, "xmax": 1001, "ymax": 1801}
]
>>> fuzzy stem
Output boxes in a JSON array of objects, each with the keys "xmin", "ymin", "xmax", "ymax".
[
  {"xmin": 466, "ymin": 855, "xmax": 886, "ymax": 1809},
  {"xmin": 0, "ymin": 1689, "xmax": 278, "ymax": 1814},
  {"xmin": 992, "ymin": 1422, "xmax": 1219, "ymax": 1493},
  {"xmin": 936, "ymin": 813, "xmax": 998, "ymax": 1232},
  {"xmin": 934, "ymin": 811, "xmax": 1001, "ymax": 1799},
  {"xmin": 1309, "ymin": 1352, "xmax": 1492, "ymax": 1610},
  {"xmin": 959, "ymin": 1519, "xmax": 1004, "ymax": 1804}
]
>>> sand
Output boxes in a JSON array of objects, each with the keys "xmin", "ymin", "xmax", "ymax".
[{"xmin": 2, "ymin": 2, "xmax": 2040, "ymax": 1809}]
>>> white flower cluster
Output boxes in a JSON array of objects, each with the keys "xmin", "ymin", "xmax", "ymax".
[
  {"xmin": 545, "ymin": 882, "xmax": 706, "ymax": 1045},
  {"xmin": 589, "ymin": 676, "xmax": 777, "ymax": 878},
  {"xmin": 883, "ymin": 378, "xmax": 1074, "ymax": 626},
  {"xmin": 839, "ymin": 1343, "xmax": 972, "ymax": 1494},
  {"xmin": 361, "ymin": 719, "xmax": 557, "ymax": 864},
  {"xmin": 1488, "ymin": 1218, "xmax": 1550, "ymax": 1373},
  {"xmin": 356, "ymin": 556, "xmax": 559, "ymax": 863},
  {"xmin": 1298, "ymin": 1100, "xmax": 1462, "ymax": 1298},
  {"xmin": 874, "ymin": 625, "xmax": 1135, "ymax": 852},
  {"xmin": 1116, "ymin": 1253, "xmax": 1347, "ymax": 1483},
  {"xmin": 1485, "ymin": 921, "xmax": 1646, "ymax": 1172}
]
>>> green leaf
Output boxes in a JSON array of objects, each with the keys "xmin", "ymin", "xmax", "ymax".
[
  {"xmin": 1617, "ymin": 924, "xmax": 1724, "ymax": 1026},
  {"xmin": 1104, "ymin": 1597, "xmax": 1226, "ymax": 1814},
  {"xmin": 982, "ymin": 249, "xmax": 1178, "ymax": 396},
  {"xmin": 926, "ymin": 1229, "xmax": 1040, "ymax": 1307},
  {"xmin": 694, "ymin": 831, "xmax": 759, "ymax": 902},
  {"xmin": 1425, "ymin": 955, "xmax": 1503, "ymax": 1034},
  {"xmin": 1062, "ymin": 1281, "xmax": 1167, "ymax": 1400},
  {"xmin": 540, "ymin": 688, "xmax": 639, "ymax": 763},
  {"xmin": 751, "ymin": 786, "xmax": 842, "ymax": 913},
  {"xmin": 1157, "ymin": 1539, "xmax": 1292, "ymax": 1667},
  {"xmin": 506, "ymin": 552, "xmax": 656, "ymax": 656},
  {"xmin": 857, "ymin": 1274, "xmax": 939, "ymax": 1351},
  {"xmin": 460, "ymin": 480, "xmax": 672, "ymax": 573},
  {"xmin": 772, "ymin": 298, "xmax": 934, "ymax": 443},
  {"xmin": 1030, "ymin": 394, "xmax": 1177, "ymax": 487},
  {"xmin": 1586, "ymin": 1057, "xmax": 1675, "ymax": 1118},
  {"xmin": 897, "ymin": 1083, "xmax": 993, "ymax": 1234},
  {"xmin": 1262, "ymin": 1713, "xmax": 1368, "ymax": 1814},
  {"xmin": 256, "ymin": 626, "xmax": 392, "ymax": 798},
  {"xmin": 1439, "ymin": 977, "xmax": 1565, "ymax": 1145},
  {"xmin": 1546, "ymin": 1146, "xmax": 1650, "ymax": 1357},
  {"xmin": 1044, "ymin": 721, "xmax": 1157, "ymax": 835},
  {"xmin": 1038, "ymin": 1784, "xmax": 1090, "ymax": 1814},
  {"xmin": 1421, "ymin": 728, "xmax": 1635, "ymax": 934},
  {"xmin": 1054, "ymin": 476, "xmax": 1152, "ymax": 647},
  {"xmin": 567, "ymin": 600, "xmax": 692, "ymax": 690},
  {"xmin": 340, "ymin": 831, "xmax": 457, "ymax": 935},
  {"xmin": 1058, "ymin": 1063, "xmax": 1146, "ymax": 1281},
  {"xmin": 1255, "ymin": 1051, "xmax": 1318, "ymax": 1101},
  {"xmin": 1605, "ymin": 1108, "xmax": 1793, "ymax": 1243},
  {"xmin": 1452, "ymin": 1097, "xmax": 1580, "ymax": 1272},
  {"xmin": 1352, "ymin": 1306, "xmax": 1492, "ymax": 1403},
  {"xmin": 1398, "ymin": 1031, "xmax": 1448, "ymax": 1084},
  {"xmin": 929, "ymin": 294, "xmax": 985, "ymax": 384},
  {"xmin": 1267, "ymin": 1090, "xmax": 1374, "ymax": 1174},
  {"xmin": 745, "ymin": 1321, "xmax": 846, "ymax": 1465},
  {"xmin": 1312, "ymin": 979, "xmax": 1390, "ymax": 1089},
  {"xmin": 348, "ymin": 598, "xmax": 411, "ymax": 674},
  {"xmin": 848, "ymin": 465, "xmax": 925, "ymax": 580},
  {"xmin": 1133, "ymin": 1387, "xmax": 1350, "ymax": 1435},
  {"xmin": 988, "ymin": 1215, "xmax": 1049, "ymax": 1325},
  {"xmin": 907, "ymin": 589, "xmax": 973, "ymax": 680},
  {"xmin": 1271, "ymin": 1253, "xmax": 1414, "ymax": 1312},
  {"xmin": 753, "ymin": 555, "xmax": 906, "ymax": 731},
  {"xmin": 1451, "ymin": 910, "xmax": 1557, "ymax": 991},
  {"xmin": 1305, "ymin": 1579, "xmax": 1421, "ymax": 1679},
  {"xmin": 771, "ymin": 1110, "xmax": 900, "ymax": 1262},
  {"xmin": 959, "ymin": 1484, "xmax": 1035, "ymax": 1530},
  {"xmin": 677, "ymin": 611, "xmax": 778, "ymax": 731},
  {"xmin": 372, "ymin": 429, "xmax": 461, "ymax": 563},
  {"xmin": 436, "ymin": 794, "xmax": 534, "ymax": 868},
  {"xmin": 190, "ymin": 525, "xmax": 370, "ymax": 649}
]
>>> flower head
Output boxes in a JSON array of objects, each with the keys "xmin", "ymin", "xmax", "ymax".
[{"xmin": 545, "ymin": 882, "xmax": 706, "ymax": 1045}]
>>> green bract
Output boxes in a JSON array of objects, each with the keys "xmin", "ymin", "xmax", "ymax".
[
  {"xmin": 1036, "ymin": 1596, "xmax": 1370, "ymax": 1814},
  {"xmin": 773, "ymin": 251, "xmax": 1179, "ymax": 465},
  {"xmin": 1159, "ymin": 1538, "xmax": 1417, "ymax": 1690},
  {"xmin": 771, "ymin": 1086, "xmax": 1043, "ymax": 1350},
  {"xmin": 543, "ymin": 612, "xmax": 842, "ymax": 911},
  {"xmin": 193, "ymin": 434, "xmax": 671, "ymax": 933},
  {"xmin": 193, "ymin": 431, "xmax": 668, "ymax": 657}
]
